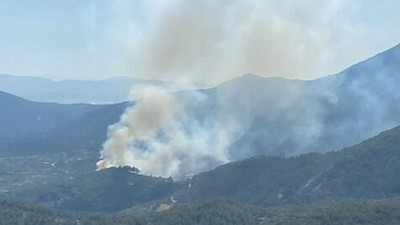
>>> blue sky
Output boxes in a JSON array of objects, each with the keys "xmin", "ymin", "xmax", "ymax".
[
  {"xmin": 0, "ymin": 0, "xmax": 399, "ymax": 84},
  {"xmin": 0, "ymin": 1, "xmax": 114, "ymax": 78}
]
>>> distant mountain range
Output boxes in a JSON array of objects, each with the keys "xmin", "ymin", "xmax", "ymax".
[
  {"xmin": 0, "ymin": 90, "xmax": 127, "ymax": 156},
  {"xmin": 193, "ymin": 43, "xmax": 400, "ymax": 159},
  {"xmin": 0, "ymin": 75, "xmax": 176, "ymax": 104},
  {"xmin": 1, "ymin": 43, "xmax": 400, "ymax": 166}
]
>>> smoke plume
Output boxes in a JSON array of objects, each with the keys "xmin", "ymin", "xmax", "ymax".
[
  {"xmin": 96, "ymin": 1, "xmax": 400, "ymax": 179},
  {"xmin": 97, "ymin": 85, "xmax": 242, "ymax": 179},
  {"xmin": 107, "ymin": 0, "xmax": 400, "ymax": 84}
]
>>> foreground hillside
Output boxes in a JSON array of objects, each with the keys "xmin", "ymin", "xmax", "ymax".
[
  {"xmin": 182, "ymin": 125, "xmax": 400, "ymax": 206},
  {"xmin": 1, "ymin": 198, "xmax": 400, "ymax": 225},
  {"xmin": 34, "ymin": 167, "xmax": 183, "ymax": 212}
]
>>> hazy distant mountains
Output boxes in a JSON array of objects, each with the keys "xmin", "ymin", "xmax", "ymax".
[
  {"xmin": 194, "ymin": 43, "xmax": 400, "ymax": 159},
  {"xmin": 0, "ymin": 90, "xmax": 127, "ymax": 156},
  {"xmin": 0, "ymin": 75, "xmax": 174, "ymax": 104},
  {"xmin": 1, "ymin": 44, "xmax": 400, "ymax": 162}
]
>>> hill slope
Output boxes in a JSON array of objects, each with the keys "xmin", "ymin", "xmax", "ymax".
[
  {"xmin": 0, "ymin": 91, "xmax": 128, "ymax": 156},
  {"xmin": 33, "ymin": 167, "xmax": 184, "ymax": 212},
  {"xmin": 181, "ymin": 125, "xmax": 400, "ymax": 206},
  {"xmin": 1, "ymin": 198, "xmax": 400, "ymax": 225}
]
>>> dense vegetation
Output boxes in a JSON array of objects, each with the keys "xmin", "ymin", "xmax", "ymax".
[
  {"xmin": 258, "ymin": 198, "xmax": 400, "ymax": 225},
  {"xmin": 1, "ymin": 198, "xmax": 400, "ymax": 225},
  {"xmin": 11, "ymin": 167, "xmax": 184, "ymax": 212},
  {"xmin": 182, "ymin": 125, "xmax": 400, "ymax": 206}
]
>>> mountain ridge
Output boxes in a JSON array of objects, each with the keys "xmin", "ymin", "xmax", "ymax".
[{"xmin": 0, "ymin": 75, "xmax": 174, "ymax": 104}]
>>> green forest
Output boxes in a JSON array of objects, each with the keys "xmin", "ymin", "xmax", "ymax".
[{"xmin": 1, "ymin": 198, "xmax": 400, "ymax": 225}]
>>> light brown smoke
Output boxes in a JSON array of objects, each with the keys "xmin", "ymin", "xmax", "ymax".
[
  {"xmin": 97, "ymin": 86, "xmax": 182, "ymax": 170},
  {"xmin": 107, "ymin": 0, "xmax": 392, "ymax": 85},
  {"xmin": 130, "ymin": 0, "xmax": 324, "ymax": 83},
  {"xmin": 97, "ymin": 85, "xmax": 241, "ymax": 179}
]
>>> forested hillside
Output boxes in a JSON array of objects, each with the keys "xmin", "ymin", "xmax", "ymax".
[
  {"xmin": 34, "ymin": 167, "xmax": 183, "ymax": 212},
  {"xmin": 182, "ymin": 125, "xmax": 400, "ymax": 206},
  {"xmin": 1, "ymin": 198, "xmax": 400, "ymax": 225}
]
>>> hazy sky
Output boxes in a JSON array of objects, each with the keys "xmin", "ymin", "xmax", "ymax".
[{"xmin": 0, "ymin": 0, "xmax": 399, "ymax": 84}]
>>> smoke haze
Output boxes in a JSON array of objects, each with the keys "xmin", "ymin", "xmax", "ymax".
[
  {"xmin": 98, "ymin": 43, "xmax": 400, "ymax": 179},
  {"xmin": 96, "ymin": 1, "xmax": 400, "ymax": 179},
  {"xmin": 97, "ymin": 86, "xmax": 243, "ymax": 179},
  {"xmin": 108, "ymin": 0, "xmax": 400, "ymax": 84}
]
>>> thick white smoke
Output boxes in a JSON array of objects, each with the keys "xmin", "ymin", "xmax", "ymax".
[{"xmin": 97, "ymin": 85, "xmax": 242, "ymax": 179}]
